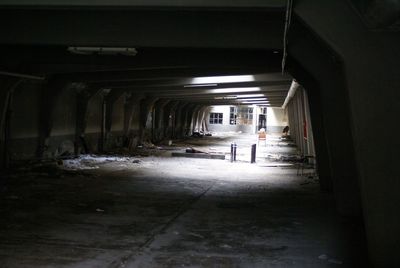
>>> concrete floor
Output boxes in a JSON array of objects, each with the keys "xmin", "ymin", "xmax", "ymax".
[{"xmin": 0, "ymin": 133, "xmax": 368, "ymax": 267}]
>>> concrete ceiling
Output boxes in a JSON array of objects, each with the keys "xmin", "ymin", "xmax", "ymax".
[
  {"xmin": 0, "ymin": 0, "xmax": 286, "ymax": 8},
  {"xmin": 0, "ymin": 3, "xmax": 291, "ymax": 107}
]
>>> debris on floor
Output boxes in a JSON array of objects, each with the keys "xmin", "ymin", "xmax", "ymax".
[
  {"xmin": 0, "ymin": 132, "xmax": 368, "ymax": 267},
  {"xmin": 172, "ymin": 151, "xmax": 225, "ymax": 160},
  {"xmin": 61, "ymin": 155, "xmax": 139, "ymax": 170}
]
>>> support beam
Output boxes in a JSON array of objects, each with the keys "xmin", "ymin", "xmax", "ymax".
[
  {"xmin": 0, "ymin": 77, "xmax": 22, "ymax": 169},
  {"xmin": 36, "ymin": 78, "xmax": 68, "ymax": 158},
  {"xmin": 74, "ymin": 85, "xmax": 102, "ymax": 154},
  {"xmin": 288, "ymin": 18, "xmax": 362, "ymax": 217}
]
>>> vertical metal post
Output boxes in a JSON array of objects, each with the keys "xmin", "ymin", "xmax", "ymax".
[
  {"xmin": 231, "ymin": 142, "xmax": 237, "ymax": 162},
  {"xmin": 251, "ymin": 144, "xmax": 256, "ymax": 163},
  {"xmin": 233, "ymin": 142, "xmax": 237, "ymax": 161},
  {"xmin": 230, "ymin": 143, "xmax": 233, "ymax": 162}
]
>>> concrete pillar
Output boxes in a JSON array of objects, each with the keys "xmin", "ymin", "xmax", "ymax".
[
  {"xmin": 288, "ymin": 60, "xmax": 333, "ymax": 192},
  {"xmin": 123, "ymin": 93, "xmax": 144, "ymax": 149},
  {"xmin": 174, "ymin": 102, "xmax": 190, "ymax": 138},
  {"xmin": 190, "ymin": 105, "xmax": 202, "ymax": 134},
  {"xmin": 195, "ymin": 106, "xmax": 208, "ymax": 133},
  {"xmin": 0, "ymin": 77, "xmax": 22, "ymax": 169},
  {"xmin": 153, "ymin": 99, "xmax": 170, "ymax": 142},
  {"xmin": 293, "ymin": 1, "xmax": 400, "ymax": 265},
  {"xmin": 163, "ymin": 101, "xmax": 180, "ymax": 139},
  {"xmin": 104, "ymin": 89, "xmax": 125, "ymax": 134},
  {"xmin": 74, "ymin": 85, "xmax": 101, "ymax": 154},
  {"xmin": 183, "ymin": 104, "xmax": 197, "ymax": 137},
  {"xmin": 288, "ymin": 19, "xmax": 362, "ymax": 218},
  {"xmin": 139, "ymin": 97, "xmax": 158, "ymax": 143},
  {"xmin": 36, "ymin": 77, "xmax": 69, "ymax": 158},
  {"xmin": 104, "ymin": 89, "xmax": 126, "ymax": 150}
]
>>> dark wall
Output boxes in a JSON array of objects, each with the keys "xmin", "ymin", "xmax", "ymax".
[{"xmin": 293, "ymin": 0, "xmax": 400, "ymax": 266}]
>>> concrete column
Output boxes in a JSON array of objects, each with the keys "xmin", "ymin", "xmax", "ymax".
[
  {"xmin": 0, "ymin": 77, "xmax": 22, "ymax": 168},
  {"xmin": 303, "ymin": 89, "xmax": 316, "ymax": 158},
  {"xmin": 123, "ymin": 93, "xmax": 144, "ymax": 149},
  {"xmin": 183, "ymin": 104, "xmax": 197, "ymax": 137},
  {"xmin": 104, "ymin": 89, "xmax": 126, "ymax": 150},
  {"xmin": 293, "ymin": 1, "xmax": 400, "ymax": 265},
  {"xmin": 139, "ymin": 97, "xmax": 158, "ymax": 143},
  {"xmin": 288, "ymin": 20, "xmax": 362, "ymax": 218},
  {"xmin": 196, "ymin": 106, "xmax": 208, "ymax": 133},
  {"xmin": 153, "ymin": 99, "xmax": 170, "ymax": 142},
  {"xmin": 288, "ymin": 60, "xmax": 333, "ymax": 192},
  {"xmin": 163, "ymin": 101, "xmax": 180, "ymax": 139},
  {"xmin": 36, "ymin": 77, "xmax": 68, "ymax": 158},
  {"xmin": 190, "ymin": 105, "xmax": 202, "ymax": 134},
  {"xmin": 105, "ymin": 89, "xmax": 125, "ymax": 134},
  {"xmin": 74, "ymin": 85, "xmax": 101, "ymax": 154},
  {"xmin": 174, "ymin": 102, "xmax": 189, "ymax": 138}
]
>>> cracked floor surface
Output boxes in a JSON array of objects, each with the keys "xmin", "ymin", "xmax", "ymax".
[{"xmin": 0, "ymin": 133, "xmax": 368, "ymax": 267}]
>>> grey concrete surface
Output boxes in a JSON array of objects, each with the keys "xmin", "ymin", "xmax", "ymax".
[{"xmin": 0, "ymin": 134, "xmax": 368, "ymax": 267}]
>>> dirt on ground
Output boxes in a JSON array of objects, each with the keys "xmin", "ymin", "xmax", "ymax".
[{"xmin": 0, "ymin": 133, "xmax": 368, "ymax": 267}]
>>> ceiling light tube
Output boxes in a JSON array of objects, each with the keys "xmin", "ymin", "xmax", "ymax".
[{"xmin": 208, "ymin": 87, "xmax": 260, "ymax": 94}]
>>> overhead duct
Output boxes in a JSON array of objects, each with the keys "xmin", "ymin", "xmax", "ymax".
[{"xmin": 281, "ymin": 80, "xmax": 299, "ymax": 109}]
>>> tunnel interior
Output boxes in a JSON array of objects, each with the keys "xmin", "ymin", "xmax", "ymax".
[{"xmin": 1, "ymin": 1, "xmax": 400, "ymax": 267}]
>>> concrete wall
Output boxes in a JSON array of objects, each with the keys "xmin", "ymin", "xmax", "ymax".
[
  {"xmin": 1, "ymin": 84, "xmax": 202, "ymax": 162},
  {"xmin": 291, "ymin": 1, "xmax": 400, "ymax": 266},
  {"xmin": 266, "ymin": 107, "xmax": 287, "ymax": 134},
  {"xmin": 9, "ymin": 82, "xmax": 40, "ymax": 159}
]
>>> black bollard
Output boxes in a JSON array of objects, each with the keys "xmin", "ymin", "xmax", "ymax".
[
  {"xmin": 230, "ymin": 143, "xmax": 234, "ymax": 162},
  {"xmin": 251, "ymin": 144, "xmax": 256, "ymax": 163},
  {"xmin": 231, "ymin": 142, "xmax": 237, "ymax": 162},
  {"xmin": 233, "ymin": 143, "xmax": 237, "ymax": 161}
]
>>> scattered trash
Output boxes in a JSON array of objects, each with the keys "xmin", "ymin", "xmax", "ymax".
[
  {"xmin": 318, "ymin": 254, "xmax": 329, "ymax": 260},
  {"xmin": 96, "ymin": 208, "xmax": 105, "ymax": 212},
  {"xmin": 328, "ymin": 258, "xmax": 343, "ymax": 265},
  {"xmin": 187, "ymin": 232, "xmax": 205, "ymax": 239},
  {"xmin": 192, "ymin": 131, "xmax": 204, "ymax": 138},
  {"xmin": 61, "ymin": 155, "xmax": 140, "ymax": 170},
  {"xmin": 220, "ymin": 244, "xmax": 232, "ymax": 249},
  {"xmin": 185, "ymin": 148, "xmax": 206, "ymax": 154},
  {"xmin": 318, "ymin": 254, "xmax": 343, "ymax": 265},
  {"xmin": 173, "ymin": 231, "xmax": 179, "ymax": 235}
]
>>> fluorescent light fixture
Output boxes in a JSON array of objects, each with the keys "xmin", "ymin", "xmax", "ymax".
[
  {"xmin": 214, "ymin": 96, "xmax": 237, "ymax": 100},
  {"xmin": 236, "ymin": 94, "xmax": 265, "ymax": 98},
  {"xmin": 242, "ymin": 101, "xmax": 270, "ymax": 104},
  {"xmin": 68, "ymin": 47, "xmax": 138, "ymax": 56},
  {"xmin": 208, "ymin": 87, "xmax": 260, "ymax": 94},
  {"xmin": 191, "ymin": 75, "xmax": 254, "ymax": 84},
  {"xmin": 239, "ymin": 98, "xmax": 268, "ymax": 101},
  {"xmin": 184, "ymin": 83, "xmax": 218, "ymax": 88}
]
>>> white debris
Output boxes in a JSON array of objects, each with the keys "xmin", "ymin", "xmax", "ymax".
[
  {"xmin": 62, "ymin": 155, "xmax": 139, "ymax": 170},
  {"xmin": 328, "ymin": 258, "xmax": 343, "ymax": 265},
  {"xmin": 187, "ymin": 232, "xmax": 205, "ymax": 239},
  {"xmin": 318, "ymin": 254, "xmax": 329, "ymax": 260},
  {"xmin": 96, "ymin": 208, "xmax": 105, "ymax": 212}
]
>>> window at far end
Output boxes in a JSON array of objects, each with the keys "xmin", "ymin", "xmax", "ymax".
[
  {"xmin": 230, "ymin": 107, "xmax": 237, "ymax": 125},
  {"xmin": 209, "ymin": 113, "xmax": 223, "ymax": 124}
]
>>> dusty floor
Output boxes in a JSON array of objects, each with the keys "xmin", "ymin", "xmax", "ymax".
[{"xmin": 0, "ymin": 133, "xmax": 368, "ymax": 267}]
